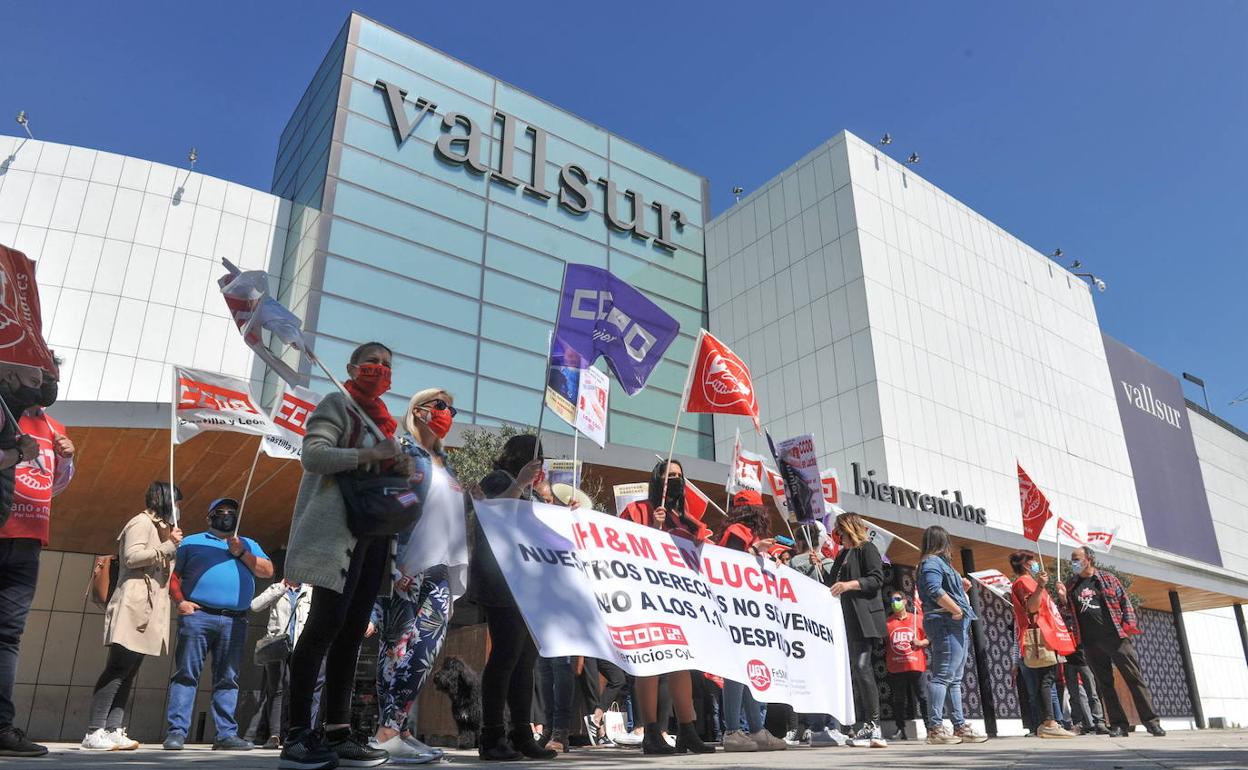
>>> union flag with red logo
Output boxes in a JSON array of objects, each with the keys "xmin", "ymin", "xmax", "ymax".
[
  {"xmin": 0, "ymin": 244, "xmax": 56, "ymax": 373},
  {"xmin": 682, "ymin": 329, "xmax": 760, "ymax": 432},
  {"xmin": 1017, "ymin": 463, "xmax": 1053, "ymax": 542},
  {"xmin": 173, "ymin": 366, "xmax": 275, "ymax": 444},
  {"xmin": 262, "ymin": 383, "xmax": 323, "ymax": 459}
]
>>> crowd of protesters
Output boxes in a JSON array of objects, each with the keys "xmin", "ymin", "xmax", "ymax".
[{"xmin": 0, "ymin": 345, "xmax": 1169, "ymax": 766}]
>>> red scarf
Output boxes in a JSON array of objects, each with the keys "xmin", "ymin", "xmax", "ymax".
[{"xmin": 344, "ymin": 380, "xmax": 397, "ymax": 439}]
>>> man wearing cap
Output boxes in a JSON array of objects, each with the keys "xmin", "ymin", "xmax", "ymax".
[{"xmin": 163, "ymin": 498, "xmax": 273, "ymax": 751}]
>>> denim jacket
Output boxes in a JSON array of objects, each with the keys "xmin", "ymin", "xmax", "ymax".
[{"xmin": 917, "ymin": 554, "xmax": 976, "ymax": 620}]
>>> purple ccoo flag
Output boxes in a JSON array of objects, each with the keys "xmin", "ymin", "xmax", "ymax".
[{"xmin": 551, "ymin": 264, "xmax": 680, "ymax": 396}]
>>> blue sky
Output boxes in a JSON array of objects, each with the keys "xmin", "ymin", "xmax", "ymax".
[{"xmin": 4, "ymin": 1, "xmax": 1246, "ymax": 429}]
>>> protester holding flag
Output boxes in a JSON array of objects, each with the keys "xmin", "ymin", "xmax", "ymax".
[
  {"xmin": 825, "ymin": 513, "xmax": 887, "ymax": 749},
  {"xmin": 916, "ymin": 526, "xmax": 987, "ymax": 746},
  {"xmin": 1008, "ymin": 550, "xmax": 1077, "ymax": 739},
  {"xmin": 716, "ymin": 490, "xmax": 787, "ymax": 753},
  {"xmin": 81, "ymin": 482, "xmax": 183, "ymax": 751},
  {"xmin": 1057, "ymin": 546, "xmax": 1165, "ymax": 738},
  {"xmin": 620, "ymin": 460, "xmax": 711, "ymax": 543},
  {"xmin": 367, "ymin": 388, "xmax": 466, "ymax": 764},
  {"xmin": 884, "ymin": 589, "xmax": 930, "ymax": 741},
  {"xmin": 281, "ymin": 342, "xmax": 413, "ymax": 770}
]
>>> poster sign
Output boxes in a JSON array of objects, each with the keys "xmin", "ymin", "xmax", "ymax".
[
  {"xmin": 173, "ymin": 366, "xmax": 274, "ymax": 444},
  {"xmin": 262, "ymin": 384, "xmax": 322, "ymax": 459},
  {"xmin": 474, "ymin": 498, "xmax": 854, "ymax": 719},
  {"xmin": 969, "ymin": 569, "xmax": 1013, "ymax": 601},
  {"xmin": 613, "ymin": 483, "xmax": 649, "ymax": 516},
  {"xmin": 544, "ymin": 459, "xmax": 581, "ymax": 490},
  {"xmin": 574, "ymin": 365, "xmax": 610, "ymax": 448},
  {"xmin": 769, "ymin": 433, "xmax": 823, "ymax": 522},
  {"xmin": 820, "ymin": 467, "xmax": 840, "ymax": 513}
]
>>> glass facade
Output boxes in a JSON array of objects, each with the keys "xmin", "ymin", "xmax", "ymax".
[{"xmin": 273, "ymin": 14, "xmax": 712, "ymax": 457}]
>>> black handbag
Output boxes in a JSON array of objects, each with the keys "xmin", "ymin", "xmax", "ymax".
[
  {"xmin": 338, "ymin": 470, "xmax": 422, "ymax": 537},
  {"xmin": 254, "ymin": 633, "xmax": 293, "ymax": 666},
  {"xmin": 336, "ymin": 409, "xmax": 422, "ymax": 538}
]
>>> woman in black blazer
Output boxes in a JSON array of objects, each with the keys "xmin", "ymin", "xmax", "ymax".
[{"xmin": 827, "ymin": 512, "xmax": 888, "ymax": 748}]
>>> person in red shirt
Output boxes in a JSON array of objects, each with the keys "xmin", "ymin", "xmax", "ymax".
[
  {"xmin": 883, "ymin": 588, "xmax": 929, "ymax": 740},
  {"xmin": 0, "ymin": 362, "xmax": 71, "ymax": 758},
  {"xmin": 618, "ymin": 460, "xmax": 714, "ymax": 756},
  {"xmin": 1009, "ymin": 550, "xmax": 1077, "ymax": 739}
]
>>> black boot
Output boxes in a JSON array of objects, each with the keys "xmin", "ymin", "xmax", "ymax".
[
  {"xmin": 642, "ymin": 723, "xmax": 676, "ymax": 755},
  {"xmin": 509, "ymin": 727, "xmax": 557, "ymax": 760},
  {"xmin": 478, "ymin": 725, "xmax": 522, "ymax": 761},
  {"xmin": 676, "ymin": 721, "xmax": 715, "ymax": 754}
]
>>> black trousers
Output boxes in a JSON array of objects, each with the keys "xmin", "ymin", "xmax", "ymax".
[
  {"xmin": 288, "ymin": 536, "xmax": 388, "ymax": 733},
  {"xmin": 579, "ymin": 659, "xmax": 626, "ymax": 713},
  {"xmin": 887, "ymin": 670, "xmax": 929, "ymax": 729},
  {"xmin": 89, "ymin": 644, "xmax": 145, "ymax": 731},
  {"xmin": 1084, "ymin": 635, "xmax": 1158, "ymax": 727},
  {"xmin": 481, "ymin": 604, "xmax": 537, "ymax": 730},
  {"xmin": 847, "ymin": 633, "xmax": 880, "ymax": 724}
]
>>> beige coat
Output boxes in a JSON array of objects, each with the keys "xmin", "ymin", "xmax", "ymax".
[{"xmin": 103, "ymin": 510, "xmax": 178, "ymax": 656}]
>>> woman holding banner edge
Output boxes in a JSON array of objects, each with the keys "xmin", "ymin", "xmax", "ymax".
[
  {"xmin": 826, "ymin": 512, "xmax": 889, "ymax": 749},
  {"xmin": 620, "ymin": 460, "xmax": 715, "ymax": 755}
]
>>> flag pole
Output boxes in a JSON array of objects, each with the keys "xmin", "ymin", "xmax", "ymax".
[
  {"xmin": 572, "ymin": 428, "xmax": 580, "ymax": 490},
  {"xmin": 169, "ymin": 367, "xmax": 178, "ymax": 527},
  {"xmin": 1055, "ymin": 522, "xmax": 1061, "ymax": 581},
  {"xmin": 233, "ymin": 436, "xmax": 265, "ymax": 537},
  {"xmin": 660, "ymin": 330, "xmax": 702, "ymax": 508},
  {"xmin": 533, "ymin": 330, "xmax": 554, "ymax": 462}
]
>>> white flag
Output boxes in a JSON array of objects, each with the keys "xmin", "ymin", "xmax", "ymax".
[
  {"xmin": 820, "ymin": 467, "xmax": 841, "ymax": 514},
  {"xmin": 1084, "ymin": 525, "xmax": 1120, "ymax": 553},
  {"xmin": 863, "ymin": 520, "xmax": 895, "ymax": 555},
  {"xmin": 1056, "ymin": 516, "xmax": 1089, "ymax": 546},
  {"xmin": 261, "ymin": 384, "xmax": 322, "ymax": 460},
  {"xmin": 173, "ymin": 366, "xmax": 274, "ymax": 445},
  {"xmin": 969, "ymin": 568, "xmax": 1013, "ymax": 601}
]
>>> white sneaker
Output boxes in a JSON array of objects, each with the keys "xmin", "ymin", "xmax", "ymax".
[
  {"xmin": 107, "ymin": 728, "xmax": 139, "ymax": 750},
  {"xmin": 847, "ymin": 722, "xmax": 883, "ymax": 748},
  {"xmin": 614, "ymin": 730, "xmax": 643, "ymax": 746},
  {"xmin": 370, "ymin": 735, "xmax": 439, "ymax": 764},
  {"xmin": 81, "ymin": 728, "xmax": 117, "ymax": 751},
  {"xmin": 782, "ymin": 729, "xmax": 802, "ymax": 747},
  {"xmin": 401, "ymin": 734, "xmax": 444, "ymax": 759},
  {"xmin": 808, "ymin": 727, "xmax": 849, "ymax": 747},
  {"xmin": 869, "ymin": 723, "xmax": 888, "ymax": 749}
]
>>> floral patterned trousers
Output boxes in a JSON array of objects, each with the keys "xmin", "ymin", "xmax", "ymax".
[{"xmin": 375, "ymin": 566, "xmax": 452, "ymax": 731}]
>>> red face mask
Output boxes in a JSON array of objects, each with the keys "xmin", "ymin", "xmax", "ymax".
[
  {"xmin": 351, "ymin": 363, "xmax": 391, "ymax": 399},
  {"xmin": 424, "ymin": 406, "xmax": 453, "ymax": 439}
]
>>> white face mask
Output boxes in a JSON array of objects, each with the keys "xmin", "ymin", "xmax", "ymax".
[{"xmin": 1071, "ymin": 559, "xmax": 1085, "ymax": 574}]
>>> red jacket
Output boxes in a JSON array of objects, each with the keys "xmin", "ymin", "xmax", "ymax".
[
  {"xmin": 1011, "ymin": 574, "xmax": 1076, "ymax": 656},
  {"xmin": 620, "ymin": 500, "xmax": 711, "ymax": 543}
]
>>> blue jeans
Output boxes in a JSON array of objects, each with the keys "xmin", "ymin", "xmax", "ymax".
[
  {"xmin": 722, "ymin": 680, "xmax": 763, "ymax": 733},
  {"xmin": 166, "ymin": 611, "xmax": 247, "ymax": 738},
  {"xmin": 0, "ymin": 539, "xmax": 40, "ymax": 729},
  {"xmin": 924, "ymin": 613, "xmax": 970, "ymax": 729},
  {"xmin": 537, "ymin": 656, "xmax": 575, "ymax": 732}
]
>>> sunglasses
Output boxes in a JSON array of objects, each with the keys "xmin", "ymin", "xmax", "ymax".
[{"xmin": 419, "ymin": 399, "xmax": 458, "ymax": 418}]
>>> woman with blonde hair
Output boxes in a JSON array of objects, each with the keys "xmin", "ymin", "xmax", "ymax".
[
  {"xmin": 826, "ymin": 512, "xmax": 887, "ymax": 748},
  {"xmin": 367, "ymin": 388, "xmax": 468, "ymax": 764}
]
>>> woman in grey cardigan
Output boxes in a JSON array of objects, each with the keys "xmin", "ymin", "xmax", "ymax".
[{"xmin": 279, "ymin": 342, "xmax": 413, "ymax": 770}]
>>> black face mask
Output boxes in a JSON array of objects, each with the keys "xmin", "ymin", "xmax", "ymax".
[
  {"xmin": 663, "ymin": 476, "xmax": 685, "ymax": 509},
  {"xmin": 38, "ymin": 374, "xmax": 58, "ymax": 407},
  {"xmin": 209, "ymin": 513, "xmax": 237, "ymax": 533}
]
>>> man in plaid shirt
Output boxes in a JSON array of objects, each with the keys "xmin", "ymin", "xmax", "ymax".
[{"xmin": 1057, "ymin": 546, "xmax": 1164, "ymax": 738}]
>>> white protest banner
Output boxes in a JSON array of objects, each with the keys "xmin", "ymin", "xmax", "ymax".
[
  {"xmin": 575, "ymin": 365, "xmax": 610, "ymax": 448},
  {"xmin": 475, "ymin": 498, "xmax": 853, "ymax": 720},
  {"xmin": 770, "ymin": 433, "xmax": 823, "ymax": 522},
  {"xmin": 613, "ymin": 483, "xmax": 649, "ymax": 516},
  {"xmin": 262, "ymin": 384, "xmax": 322, "ymax": 460},
  {"xmin": 969, "ymin": 568, "xmax": 1013, "ymax": 601},
  {"xmin": 1056, "ymin": 516, "xmax": 1088, "ymax": 546},
  {"xmin": 173, "ymin": 367, "xmax": 274, "ymax": 444}
]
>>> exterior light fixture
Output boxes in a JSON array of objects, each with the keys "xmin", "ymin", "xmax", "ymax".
[
  {"xmin": 1182, "ymin": 372, "xmax": 1211, "ymax": 411},
  {"xmin": 188, "ymin": 147, "xmax": 198, "ymax": 171},
  {"xmin": 1073, "ymin": 272, "xmax": 1106, "ymax": 293},
  {"xmin": 732, "ymin": 186, "xmax": 744, "ymax": 203},
  {"xmin": 905, "ymin": 153, "xmax": 920, "ymax": 165},
  {"xmin": 15, "ymin": 111, "xmax": 32, "ymax": 139},
  {"xmin": 878, "ymin": 134, "xmax": 892, "ymax": 147}
]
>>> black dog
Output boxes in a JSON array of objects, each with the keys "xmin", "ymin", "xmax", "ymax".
[{"xmin": 432, "ymin": 656, "xmax": 483, "ymax": 749}]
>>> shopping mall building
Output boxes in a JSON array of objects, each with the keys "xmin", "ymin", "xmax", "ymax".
[{"xmin": 0, "ymin": 11, "xmax": 1245, "ymax": 743}]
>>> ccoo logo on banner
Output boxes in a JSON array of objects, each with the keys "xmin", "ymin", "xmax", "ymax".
[{"xmin": 474, "ymin": 498, "xmax": 854, "ymax": 719}]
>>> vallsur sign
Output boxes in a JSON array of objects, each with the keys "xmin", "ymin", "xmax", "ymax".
[{"xmin": 375, "ymin": 79, "xmax": 688, "ymax": 252}]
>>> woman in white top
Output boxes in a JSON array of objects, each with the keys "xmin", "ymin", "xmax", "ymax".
[
  {"xmin": 367, "ymin": 388, "xmax": 468, "ymax": 763},
  {"xmin": 249, "ymin": 578, "xmax": 314, "ymax": 747}
]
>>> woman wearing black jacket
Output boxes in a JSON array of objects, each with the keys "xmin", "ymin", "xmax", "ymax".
[
  {"xmin": 468, "ymin": 434, "xmax": 550, "ymax": 761},
  {"xmin": 826, "ymin": 512, "xmax": 888, "ymax": 749}
]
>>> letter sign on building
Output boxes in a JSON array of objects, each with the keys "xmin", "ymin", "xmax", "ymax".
[{"xmin": 375, "ymin": 79, "xmax": 687, "ymax": 252}]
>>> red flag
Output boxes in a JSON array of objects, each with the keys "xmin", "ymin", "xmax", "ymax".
[
  {"xmin": 682, "ymin": 329, "xmax": 760, "ymax": 431},
  {"xmin": 1017, "ymin": 463, "xmax": 1053, "ymax": 542},
  {"xmin": 0, "ymin": 245, "xmax": 56, "ymax": 373},
  {"xmin": 684, "ymin": 480, "xmax": 711, "ymax": 521}
]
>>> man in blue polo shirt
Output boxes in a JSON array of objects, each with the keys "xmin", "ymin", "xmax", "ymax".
[{"xmin": 163, "ymin": 498, "xmax": 273, "ymax": 751}]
